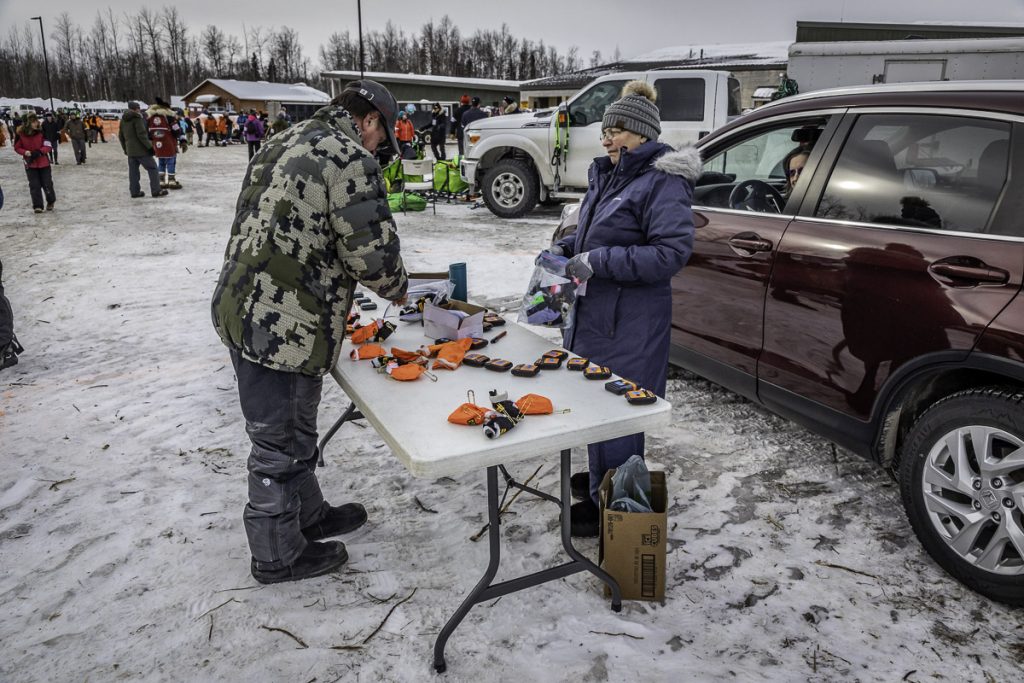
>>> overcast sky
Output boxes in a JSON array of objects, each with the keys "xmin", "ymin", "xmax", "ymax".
[{"xmin": 2, "ymin": 0, "xmax": 1023, "ymax": 64}]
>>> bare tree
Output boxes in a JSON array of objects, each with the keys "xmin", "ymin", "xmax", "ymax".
[
  {"xmin": 201, "ymin": 25, "xmax": 227, "ymax": 76},
  {"xmin": 0, "ymin": 7, "xmax": 579, "ymax": 102}
]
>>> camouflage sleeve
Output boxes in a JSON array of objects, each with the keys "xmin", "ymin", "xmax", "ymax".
[{"xmin": 326, "ymin": 151, "xmax": 408, "ymax": 301}]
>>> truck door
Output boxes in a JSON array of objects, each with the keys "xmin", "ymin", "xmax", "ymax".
[{"xmin": 563, "ymin": 79, "xmax": 628, "ymax": 189}]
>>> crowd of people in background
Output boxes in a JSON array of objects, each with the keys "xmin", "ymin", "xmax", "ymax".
[{"xmin": 1, "ymin": 90, "xmax": 528, "ymax": 214}]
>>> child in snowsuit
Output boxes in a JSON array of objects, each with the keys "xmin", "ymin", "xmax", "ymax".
[{"xmin": 146, "ymin": 98, "xmax": 186, "ymax": 190}]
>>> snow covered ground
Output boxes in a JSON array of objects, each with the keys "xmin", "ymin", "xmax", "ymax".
[{"xmin": 1, "ymin": 139, "xmax": 1021, "ymax": 682}]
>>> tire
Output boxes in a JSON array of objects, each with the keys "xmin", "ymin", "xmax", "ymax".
[
  {"xmin": 899, "ymin": 387, "xmax": 1024, "ymax": 605},
  {"xmin": 480, "ymin": 159, "xmax": 539, "ymax": 219}
]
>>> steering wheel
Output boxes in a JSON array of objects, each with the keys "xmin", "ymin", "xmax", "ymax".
[{"xmin": 728, "ymin": 179, "xmax": 786, "ymax": 213}]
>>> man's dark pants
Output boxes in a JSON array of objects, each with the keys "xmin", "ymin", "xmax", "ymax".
[
  {"xmin": 247, "ymin": 140, "xmax": 261, "ymax": 160},
  {"xmin": 128, "ymin": 155, "xmax": 163, "ymax": 196},
  {"xmin": 230, "ymin": 350, "xmax": 329, "ymax": 570},
  {"xmin": 25, "ymin": 167, "xmax": 56, "ymax": 210},
  {"xmin": 71, "ymin": 138, "xmax": 86, "ymax": 163}
]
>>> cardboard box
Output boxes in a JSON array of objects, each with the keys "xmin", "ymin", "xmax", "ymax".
[
  {"xmin": 422, "ymin": 299, "xmax": 485, "ymax": 340},
  {"xmin": 598, "ymin": 469, "xmax": 667, "ymax": 602}
]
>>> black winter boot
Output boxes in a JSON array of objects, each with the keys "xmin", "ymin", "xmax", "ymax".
[
  {"xmin": 0, "ymin": 343, "xmax": 19, "ymax": 371},
  {"xmin": 570, "ymin": 472, "xmax": 590, "ymax": 501},
  {"xmin": 251, "ymin": 540, "xmax": 348, "ymax": 584},
  {"xmin": 569, "ymin": 499, "xmax": 600, "ymax": 538},
  {"xmin": 302, "ymin": 503, "xmax": 367, "ymax": 541}
]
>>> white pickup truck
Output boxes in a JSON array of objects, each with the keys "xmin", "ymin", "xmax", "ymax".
[{"xmin": 460, "ymin": 69, "xmax": 741, "ymax": 218}]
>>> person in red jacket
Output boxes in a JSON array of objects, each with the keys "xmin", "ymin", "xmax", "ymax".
[
  {"xmin": 12, "ymin": 113, "xmax": 56, "ymax": 213},
  {"xmin": 394, "ymin": 111, "xmax": 415, "ymax": 158}
]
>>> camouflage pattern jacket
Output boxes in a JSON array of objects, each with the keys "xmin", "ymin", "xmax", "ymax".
[{"xmin": 211, "ymin": 105, "xmax": 408, "ymax": 376}]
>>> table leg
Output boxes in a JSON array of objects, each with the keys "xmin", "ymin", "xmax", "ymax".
[
  {"xmin": 317, "ymin": 402, "xmax": 364, "ymax": 466},
  {"xmin": 556, "ymin": 449, "xmax": 622, "ymax": 612},
  {"xmin": 431, "ymin": 454, "xmax": 625, "ymax": 672},
  {"xmin": 432, "ymin": 465, "xmax": 501, "ymax": 673}
]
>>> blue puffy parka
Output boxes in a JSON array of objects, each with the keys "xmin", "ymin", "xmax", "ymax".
[
  {"xmin": 559, "ymin": 140, "xmax": 700, "ymax": 391},
  {"xmin": 557, "ymin": 140, "xmax": 701, "ymax": 501}
]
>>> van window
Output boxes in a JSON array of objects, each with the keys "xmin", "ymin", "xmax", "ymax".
[
  {"xmin": 816, "ymin": 114, "xmax": 1010, "ymax": 233},
  {"xmin": 652, "ymin": 78, "xmax": 706, "ymax": 122},
  {"xmin": 568, "ymin": 80, "xmax": 627, "ymax": 127}
]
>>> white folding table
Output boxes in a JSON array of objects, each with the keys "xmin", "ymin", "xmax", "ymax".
[{"xmin": 323, "ymin": 297, "xmax": 671, "ymax": 673}]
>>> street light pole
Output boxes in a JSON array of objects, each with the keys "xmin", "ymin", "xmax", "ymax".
[
  {"xmin": 30, "ymin": 16, "xmax": 56, "ymax": 113},
  {"xmin": 357, "ymin": 0, "xmax": 365, "ymax": 78}
]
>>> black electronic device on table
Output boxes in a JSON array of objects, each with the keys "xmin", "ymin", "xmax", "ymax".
[
  {"xmin": 536, "ymin": 356, "xmax": 564, "ymax": 370},
  {"xmin": 605, "ymin": 379, "xmax": 638, "ymax": 395},
  {"xmin": 485, "ymin": 359, "xmax": 513, "ymax": 372},
  {"xmin": 512, "ymin": 364, "xmax": 540, "ymax": 377},
  {"xmin": 566, "ymin": 357, "xmax": 590, "ymax": 371},
  {"xmin": 542, "ymin": 349, "xmax": 569, "ymax": 361},
  {"xmin": 470, "ymin": 337, "xmax": 489, "ymax": 350},
  {"xmin": 360, "ymin": 301, "xmax": 378, "ymax": 310},
  {"xmin": 463, "ymin": 353, "xmax": 490, "ymax": 367},
  {"xmin": 583, "ymin": 365, "xmax": 611, "ymax": 380},
  {"xmin": 625, "ymin": 389, "xmax": 657, "ymax": 405}
]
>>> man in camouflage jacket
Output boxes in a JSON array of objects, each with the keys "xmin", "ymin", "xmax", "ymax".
[{"xmin": 211, "ymin": 80, "xmax": 408, "ymax": 584}]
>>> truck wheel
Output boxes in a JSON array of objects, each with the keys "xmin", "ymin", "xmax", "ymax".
[
  {"xmin": 899, "ymin": 387, "xmax": 1024, "ymax": 605},
  {"xmin": 481, "ymin": 159, "xmax": 539, "ymax": 218}
]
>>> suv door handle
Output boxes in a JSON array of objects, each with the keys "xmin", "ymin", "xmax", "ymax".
[
  {"xmin": 928, "ymin": 258, "xmax": 1010, "ymax": 286},
  {"xmin": 728, "ymin": 232, "xmax": 773, "ymax": 255}
]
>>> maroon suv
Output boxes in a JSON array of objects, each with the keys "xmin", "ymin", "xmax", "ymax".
[{"xmin": 671, "ymin": 80, "xmax": 1023, "ymax": 605}]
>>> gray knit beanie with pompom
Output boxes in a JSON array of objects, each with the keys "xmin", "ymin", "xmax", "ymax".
[{"xmin": 602, "ymin": 80, "xmax": 660, "ymax": 141}]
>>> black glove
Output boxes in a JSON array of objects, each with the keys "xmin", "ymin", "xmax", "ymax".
[
  {"xmin": 28, "ymin": 150, "xmax": 42, "ymax": 160},
  {"xmin": 565, "ymin": 253, "xmax": 594, "ymax": 282}
]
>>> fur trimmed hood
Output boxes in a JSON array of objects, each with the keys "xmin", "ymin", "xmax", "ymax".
[{"xmin": 654, "ymin": 144, "xmax": 702, "ymax": 185}]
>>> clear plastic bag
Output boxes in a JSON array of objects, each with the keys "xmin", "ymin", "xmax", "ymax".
[
  {"xmin": 517, "ymin": 251, "xmax": 579, "ymax": 329},
  {"xmin": 610, "ymin": 454, "xmax": 653, "ymax": 512}
]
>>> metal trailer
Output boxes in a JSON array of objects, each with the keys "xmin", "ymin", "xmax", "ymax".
[{"xmin": 787, "ymin": 36, "xmax": 1024, "ymax": 94}]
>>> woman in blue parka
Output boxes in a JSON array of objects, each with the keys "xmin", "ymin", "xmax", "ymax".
[{"xmin": 552, "ymin": 80, "xmax": 702, "ymax": 536}]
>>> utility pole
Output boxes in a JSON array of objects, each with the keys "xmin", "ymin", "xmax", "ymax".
[
  {"xmin": 30, "ymin": 16, "xmax": 56, "ymax": 113},
  {"xmin": 357, "ymin": 0, "xmax": 365, "ymax": 78}
]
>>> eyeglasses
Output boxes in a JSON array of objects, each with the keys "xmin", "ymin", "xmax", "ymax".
[
  {"xmin": 787, "ymin": 166, "xmax": 804, "ymax": 178},
  {"xmin": 601, "ymin": 128, "xmax": 625, "ymax": 141}
]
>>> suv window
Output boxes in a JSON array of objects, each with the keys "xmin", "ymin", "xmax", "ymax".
[
  {"xmin": 652, "ymin": 78, "xmax": 706, "ymax": 122},
  {"xmin": 697, "ymin": 120, "xmax": 827, "ymax": 212},
  {"xmin": 815, "ymin": 114, "xmax": 1010, "ymax": 233},
  {"xmin": 568, "ymin": 80, "xmax": 627, "ymax": 127}
]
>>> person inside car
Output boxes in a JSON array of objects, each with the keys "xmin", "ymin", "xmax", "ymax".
[{"xmin": 783, "ymin": 149, "xmax": 810, "ymax": 198}]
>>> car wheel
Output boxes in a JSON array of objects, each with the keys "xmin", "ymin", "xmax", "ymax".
[
  {"xmin": 481, "ymin": 159, "xmax": 539, "ymax": 218},
  {"xmin": 899, "ymin": 387, "xmax": 1024, "ymax": 605}
]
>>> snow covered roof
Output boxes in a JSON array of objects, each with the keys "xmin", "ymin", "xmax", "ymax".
[
  {"xmin": 790, "ymin": 36, "xmax": 1024, "ymax": 57},
  {"xmin": 752, "ymin": 87, "xmax": 777, "ymax": 100},
  {"xmin": 183, "ymin": 79, "xmax": 329, "ymax": 104},
  {"xmin": 631, "ymin": 41, "xmax": 792, "ymax": 64},
  {"xmin": 521, "ymin": 41, "xmax": 789, "ymax": 91},
  {"xmin": 321, "ymin": 70, "xmax": 520, "ymax": 90}
]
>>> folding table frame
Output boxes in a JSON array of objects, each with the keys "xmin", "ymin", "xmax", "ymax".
[{"xmin": 318, "ymin": 404, "xmax": 622, "ymax": 674}]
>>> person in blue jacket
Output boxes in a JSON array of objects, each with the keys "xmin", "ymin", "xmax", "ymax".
[{"xmin": 551, "ymin": 80, "xmax": 702, "ymax": 536}]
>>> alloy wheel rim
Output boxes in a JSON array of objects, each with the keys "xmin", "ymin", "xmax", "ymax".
[
  {"xmin": 921, "ymin": 425, "xmax": 1024, "ymax": 575},
  {"xmin": 491, "ymin": 172, "xmax": 524, "ymax": 209}
]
